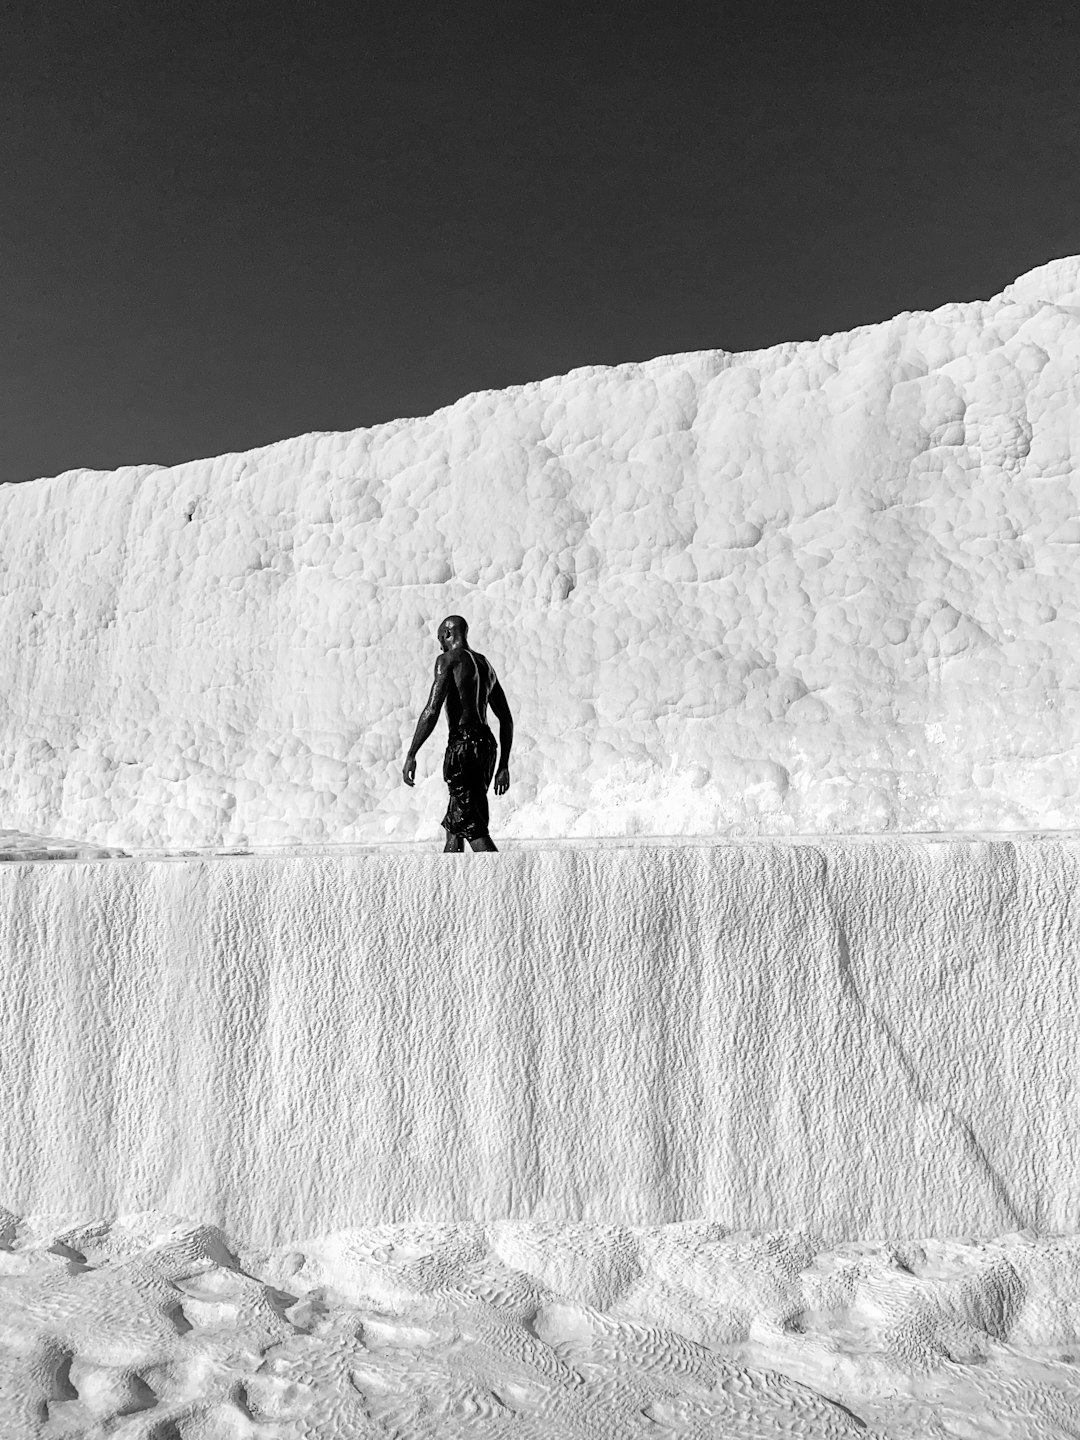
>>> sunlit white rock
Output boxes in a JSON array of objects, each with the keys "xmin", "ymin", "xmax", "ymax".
[
  {"xmin": 1, "ymin": 257, "xmax": 1078, "ymax": 846},
  {"xmin": 4, "ymin": 1208, "xmax": 1079, "ymax": 1437},
  {"xmin": 2, "ymin": 840, "xmax": 1077, "ymax": 1245}
]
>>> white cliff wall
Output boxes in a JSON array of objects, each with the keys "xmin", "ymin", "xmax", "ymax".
[
  {"xmin": 2, "ymin": 840, "xmax": 1076, "ymax": 1248},
  {"xmin": 1, "ymin": 259, "xmax": 1079, "ymax": 847}
]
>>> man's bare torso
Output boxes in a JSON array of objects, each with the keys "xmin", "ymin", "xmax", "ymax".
[{"xmin": 444, "ymin": 649, "xmax": 496, "ymax": 730}]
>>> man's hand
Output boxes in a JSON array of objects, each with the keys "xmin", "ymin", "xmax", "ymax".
[
  {"xmin": 402, "ymin": 755, "xmax": 417, "ymax": 787},
  {"xmin": 494, "ymin": 766, "xmax": 510, "ymax": 796}
]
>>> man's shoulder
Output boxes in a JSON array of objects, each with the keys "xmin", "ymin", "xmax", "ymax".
[
  {"xmin": 437, "ymin": 648, "xmax": 488, "ymax": 673},
  {"xmin": 447, "ymin": 647, "xmax": 490, "ymax": 668},
  {"xmin": 472, "ymin": 651, "xmax": 497, "ymax": 683}
]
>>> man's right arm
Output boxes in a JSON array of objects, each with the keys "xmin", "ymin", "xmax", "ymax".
[{"xmin": 489, "ymin": 679, "xmax": 513, "ymax": 791}]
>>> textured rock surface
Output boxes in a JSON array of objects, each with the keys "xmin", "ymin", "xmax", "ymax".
[
  {"xmin": 2, "ymin": 258, "xmax": 1079, "ymax": 846},
  {"xmin": 2, "ymin": 840, "xmax": 1076, "ymax": 1247},
  {"xmin": 2, "ymin": 1209, "xmax": 1080, "ymax": 1439}
]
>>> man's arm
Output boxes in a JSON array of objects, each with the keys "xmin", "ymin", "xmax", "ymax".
[
  {"xmin": 488, "ymin": 678, "xmax": 513, "ymax": 795},
  {"xmin": 402, "ymin": 655, "xmax": 452, "ymax": 786}
]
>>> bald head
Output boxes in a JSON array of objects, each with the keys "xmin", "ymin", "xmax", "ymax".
[{"xmin": 437, "ymin": 615, "xmax": 469, "ymax": 652}]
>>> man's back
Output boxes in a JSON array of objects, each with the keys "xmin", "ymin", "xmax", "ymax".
[{"xmin": 444, "ymin": 648, "xmax": 496, "ymax": 730}]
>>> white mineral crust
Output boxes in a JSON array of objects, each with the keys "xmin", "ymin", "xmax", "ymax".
[
  {"xmin": 2, "ymin": 841, "xmax": 1076, "ymax": 1247},
  {"xmin": 1, "ymin": 256, "xmax": 1079, "ymax": 847},
  {"xmin": 3, "ymin": 259, "xmax": 1080, "ymax": 1438}
]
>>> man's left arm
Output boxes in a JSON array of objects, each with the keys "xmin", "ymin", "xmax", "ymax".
[{"xmin": 402, "ymin": 656, "xmax": 452, "ymax": 786}]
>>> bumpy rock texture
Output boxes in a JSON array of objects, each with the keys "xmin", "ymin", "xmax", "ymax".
[
  {"xmin": 2, "ymin": 841, "xmax": 1076, "ymax": 1247},
  {"xmin": 3, "ymin": 1209, "xmax": 1080, "ymax": 1439},
  {"xmin": 2, "ymin": 258, "xmax": 1079, "ymax": 846}
]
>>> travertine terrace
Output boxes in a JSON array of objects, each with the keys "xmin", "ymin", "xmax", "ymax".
[{"xmin": 2, "ymin": 257, "xmax": 1078, "ymax": 848}]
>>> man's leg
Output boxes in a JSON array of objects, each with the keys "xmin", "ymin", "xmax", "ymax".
[
  {"xmin": 468, "ymin": 834, "xmax": 498, "ymax": 852},
  {"xmin": 444, "ymin": 833, "xmax": 465, "ymax": 853}
]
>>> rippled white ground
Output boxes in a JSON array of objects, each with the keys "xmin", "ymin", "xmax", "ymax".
[{"xmin": 2, "ymin": 1211, "xmax": 1079, "ymax": 1438}]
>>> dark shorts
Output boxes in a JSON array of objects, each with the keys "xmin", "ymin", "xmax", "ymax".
[{"xmin": 441, "ymin": 723, "xmax": 498, "ymax": 839}]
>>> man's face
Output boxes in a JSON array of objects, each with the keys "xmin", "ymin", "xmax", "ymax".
[{"xmin": 438, "ymin": 622, "xmax": 457, "ymax": 651}]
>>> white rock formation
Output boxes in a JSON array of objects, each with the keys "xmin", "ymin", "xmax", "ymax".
[
  {"xmin": 2, "ymin": 258, "xmax": 1079, "ymax": 847},
  {"xmin": 3, "ymin": 840, "xmax": 1076, "ymax": 1247},
  {"xmin": 2, "ymin": 1208, "xmax": 1078, "ymax": 1437}
]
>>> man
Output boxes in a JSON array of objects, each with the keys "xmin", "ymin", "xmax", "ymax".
[{"xmin": 402, "ymin": 616, "xmax": 512, "ymax": 852}]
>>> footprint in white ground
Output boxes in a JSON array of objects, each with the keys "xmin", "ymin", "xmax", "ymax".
[{"xmin": 67, "ymin": 1354, "xmax": 158, "ymax": 1418}]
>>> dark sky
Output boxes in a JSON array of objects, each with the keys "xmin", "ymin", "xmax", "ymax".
[{"xmin": 3, "ymin": 0, "xmax": 1079, "ymax": 483}]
